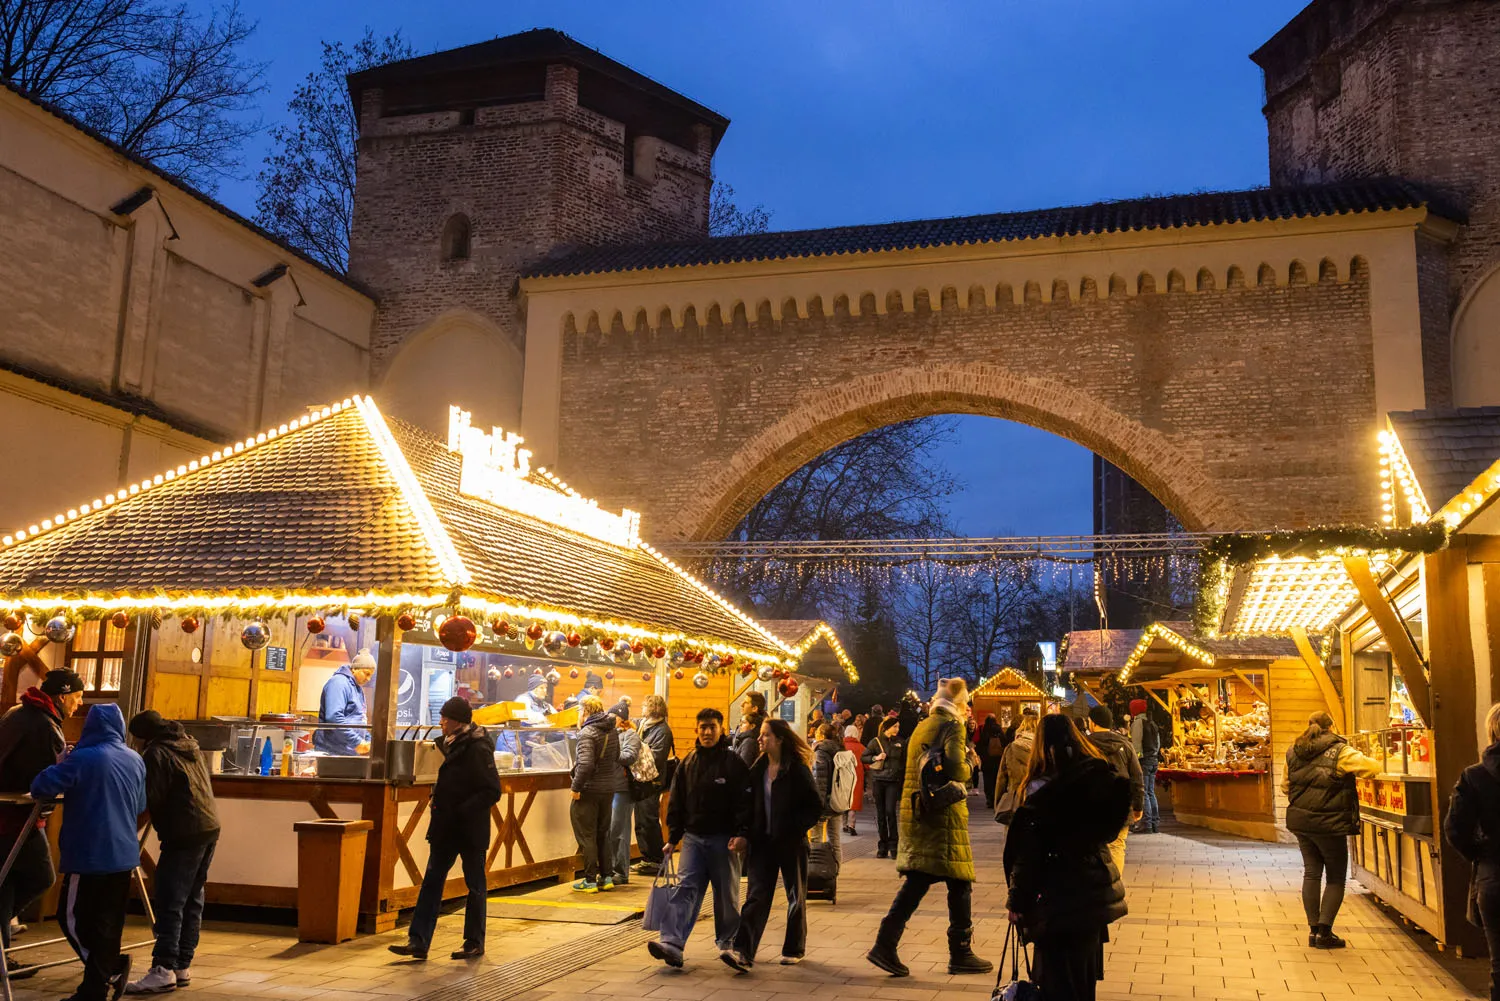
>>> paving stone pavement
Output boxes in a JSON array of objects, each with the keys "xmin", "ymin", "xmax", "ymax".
[{"xmin": 4, "ymin": 803, "xmax": 1490, "ymax": 1001}]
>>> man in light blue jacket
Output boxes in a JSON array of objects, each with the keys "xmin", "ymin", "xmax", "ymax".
[
  {"xmin": 314, "ymin": 656, "xmax": 374, "ymax": 755},
  {"xmin": 32, "ymin": 703, "xmax": 146, "ymax": 1001}
]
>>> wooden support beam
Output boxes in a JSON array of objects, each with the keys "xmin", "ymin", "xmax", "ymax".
[
  {"xmin": 368, "ymin": 616, "xmax": 401, "ymax": 779},
  {"xmin": 1343, "ymin": 556, "xmax": 1431, "ymax": 725},
  {"xmin": 1143, "ymin": 687, "xmax": 1171, "ymax": 714},
  {"xmin": 1464, "ymin": 534, "xmax": 1500, "ymax": 564},
  {"xmin": 1289, "ymin": 626, "xmax": 1346, "ymax": 731},
  {"xmin": 1230, "ymin": 669, "xmax": 1269, "ymax": 704}
]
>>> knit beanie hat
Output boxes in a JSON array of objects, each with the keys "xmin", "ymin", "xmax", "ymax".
[
  {"xmin": 1129, "ymin": 698, "xmax": 1148, "ymax": 717},
  {"xmin": 440, "ymin": 697, "xmax": 473, "ymax": 724},
  {"xmin": 526, "ymin": 672, "xmax": 548, "ymax": 691}
]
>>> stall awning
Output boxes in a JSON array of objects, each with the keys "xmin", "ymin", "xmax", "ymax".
[
  {"xmin": 0, "ymin": 397, "xmax": 789, "ymax": 662},
  {"xmin": 1122, "ymin": 621, "xmax": 1297, "ymax": 683},
  {"xmin": 760, "ymin": 620, "xmax": 857, "ymax": 682}
]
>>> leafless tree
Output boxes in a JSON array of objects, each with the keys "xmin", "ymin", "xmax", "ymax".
[
  {"xmin": 894, "ymin": 559, "xmax": 958, "ymax": 693},
  {"xmin": 0, "ymin": 0, "xmax": 264, "ymax": 189},
  {"xmin": 945, "ymin": 563, "xmax": 1032, "ymax": 681},
  {"xmin": 254, "ymin": 29, "xmax": 413, "ymax": 272},
  {"xmin": 709, "ymin": 181, "xmax": 770, "ymax": 236}
]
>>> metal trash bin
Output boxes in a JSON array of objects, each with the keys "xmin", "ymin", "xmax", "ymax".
[{"xmin": 293, "ymin": 819, "xmax": 373, "ymax": 943}]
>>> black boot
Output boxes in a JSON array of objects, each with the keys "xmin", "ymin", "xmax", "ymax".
[
  {"xmin": 865, "ymin": 917, "xmax": 910, "ymax": 977},
  {"xmin": 1313, "ymin": 926, "xmax": 1347, "ymax": 949},
  {"xmin": 1307, "ymin": 924, "xmax": 1320, "ymax": 947},
  {"xmin": 947, "ymin": 926, "xmax": 993, "ymax": 975}
]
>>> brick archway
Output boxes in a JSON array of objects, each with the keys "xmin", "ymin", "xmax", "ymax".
[{"xmin": 659, "ymin": 362, "xmax": 1244, "ymax": 541}]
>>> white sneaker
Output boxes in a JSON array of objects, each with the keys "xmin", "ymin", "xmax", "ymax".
[
  {"xmin": 126, "ymin": 965, "xmax": 178, "ymax": 994},
  {"xmin": 780, "ymin": 955, "xmax": 803, "ymax": 965},
  {"xmin": 174, "ymin": 969, "xmax": 192, "ymax": 987}
]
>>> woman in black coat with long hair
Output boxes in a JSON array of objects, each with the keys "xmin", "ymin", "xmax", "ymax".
[
  {"xmin": 721, "ymin": 719, "xmax": 823, "ymax": 971},
  {"xmin": 1004, "ymin": 714, "xmax": 1130, "ymax": 1001},
  {"xmin": 1447, "ymin": 702, "xmax": 1500, "ymax": 1001}
]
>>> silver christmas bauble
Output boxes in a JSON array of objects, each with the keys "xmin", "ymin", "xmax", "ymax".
[
  {"xmin": 545, "ymin": 669, "xmax": 562, "ymax": 685},
  {"xmin": 0, "ymin": 633, "xmax": 22, "ymax": 657},
  {"xmin": 669, "ymin": 649, "xmax": 686, "ymax": 666},
  {"xmin": 542, "ymin": 631, "xmax": 566, "ymax": 656},
  {"xmin": 44, "ymin": 616, "xmax": 74, "ymax": 644},
  {"xmin": 612, "ymin": 640, "xmax": 634, "ymax": 664},
  {"xmin": 706, "ymin": 653, "xmax": 722, "ymax": 670},
  {"xmin": 692, "ymin": 671, "xmax": 710, "ymax": 689},
  {"xmin": 757, "ymin": 665, "xmax": 775, "ymax": 682},
  {"xmin": 241, "ymin": 621, "xmax": 270, "ymax": 651}
]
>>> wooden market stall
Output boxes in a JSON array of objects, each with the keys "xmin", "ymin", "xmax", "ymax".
[
  {"xmin": 1118, "ymin": 622, "xmax": 1311, "ymax": 843},
  {"xmin": 970, "ymin": 668, "xmax": 1045, "ymax": 730},
  {"xmin": 0, "ymin": 396, "xmax": 796, "ymax": 933}
]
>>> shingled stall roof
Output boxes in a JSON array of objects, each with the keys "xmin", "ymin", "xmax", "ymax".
[
  {"xmin": 1121, "ymin": 621, "xmax": 1299, "ymax": 685},
  {"xmin": 1060, "ymin": 628, "xmax": 1143, "ymax": 674},
  {"xmin": 0, "ymin": 397, "xmax": 787, "ymax": 661},
  {"xmin": 973, "ymin": 667, "xmax": 1045, "ymax": 700},
  {"xmin": 525, "ymin": 177, "xmax": 1461, "ymax": 279},
  {"xmin": 1388, "ymin": 407, "xmax": 1500, "ymax": 515}
]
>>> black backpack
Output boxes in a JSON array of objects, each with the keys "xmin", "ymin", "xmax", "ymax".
[{"xmin": 915, "ymin": 720, "xmax": 966, "ymax": 819}]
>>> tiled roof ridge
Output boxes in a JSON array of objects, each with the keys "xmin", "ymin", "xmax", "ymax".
[
  {"xmin": 525, "ymin": 177, "xmax": 1464, "ymax": 279},
  {"xmin": 0, "ymin": 398, "xmax": 364, "ymax": 554}
]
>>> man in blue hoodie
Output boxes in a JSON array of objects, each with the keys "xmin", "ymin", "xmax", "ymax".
[
  {"xmin": 314, "ymin": 654, "xmax": 374, "ymax": 755},
  {"xmin": 31, "ymin": 703, "xmax": 146, "ymax": 1001}
]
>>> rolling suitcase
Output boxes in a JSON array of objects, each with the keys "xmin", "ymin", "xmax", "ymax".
[{"xmin": 807, "ymin": 820, "xmax": 840, "ymax": 904}]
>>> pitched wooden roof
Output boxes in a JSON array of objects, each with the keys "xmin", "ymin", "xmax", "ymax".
[{"xmin": 973, "ymin": 668, "xmax": 1045, "ymax": 699}]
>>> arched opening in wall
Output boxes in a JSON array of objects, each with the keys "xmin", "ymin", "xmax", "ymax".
[
  {"xmin": 379, "ymin": 312, "xmax": 521, "ymax": 436},
  {"xmin": 1453, "ymin": 264, "xmax": 1500, "ymax": 407},
  {"xmin": 441, "ymin": 214, "xmax": 471, "ymax": 261}
]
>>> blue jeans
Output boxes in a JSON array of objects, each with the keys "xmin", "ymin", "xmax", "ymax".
[
  {"xmin": 151, "ymin": 839, "xmax": 216, "ymax": 970},
  {"xmin": 1141, "ymin": 756, "xmax": 1160, "ymax": 828},
  {"xmin": 610, "ymin": 791, "xmax": 634, "ymax": 881},
  {"xmin": 659, "ymin": 833, "xmax": 742, "ymax": 952},
  {"xmin": 407, "ymin": 841, "xmax": 488, "ymax": 951}
]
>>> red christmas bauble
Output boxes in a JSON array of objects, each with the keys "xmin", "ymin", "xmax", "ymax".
[
  {"xmin": 491, "ymin": 618, "xmax": 509, "ymax": 636},
  {"xmin": 641, "ymin": 671, "xmax": 652, "ymax": 681},
  {"xmin": 605, "ymin": 669, "xmax": 615, "ymax": 680},
  {"xmin": 569, "ymin": 667, "xmax": 579, "ymax": 679},
  {"xmin": 0, "ymin": 614, "xmax": 18, "ymax": 633},
  {"xmin": 566, "ymin": 631, "xmax": 582, "ymax": 648},
  {"xmin": 674, "ymin": 669, "xmax": 685, "ymax": 680},
  {"xmin": 180, "ymin": 616, "xmax": 199, "ymax": 634},
  {"xmin": 740, "ymin": 665, "xmax": 754, "ymax": 677},
  {"xmin": 526, "ymin": 623, "xmax": 545, "ymax": 640},
  {"xmin": 631, "ymin": 641, "xmax": 644, "ymax": 654},
  {"xmin": 695, "ymin": 651, "xmax": 706, "ymax": 664},
  {"xmin": 503, "ymin": 667, "xmax": 514, "ymax": 679},
  {"xmin": 772, "ymin": 668, "xmax": 785, "ymax": 680},
  {"xmin": 397, "ymin": 612, "xmax": 416, "ymax": 631},
  {"xmin": 653, "ymin": 646, "xmax": 667, "ymax": 660},
  {"xmin": 777, "ymin": 680, "xmax": 791, "ymax": 697},
  {"xmin": 722, "ymin": 655, "xmax": 735, "ymax": 668},
  {"xmin": 786, "ymin": 679, "xmax": 800, "ymax": 696},
  {"xmin": 531, "ymin": 667, "xmax": 543, "ymax": 676},
  {"xmin": 439, "ymin": 616, "xmax": 477, "ymax": 652},
  {"xmin": 110, "ymin": 611, "xmax": 130, "ymax": 630},
  {"xmin": 601, "ymin": 637, "xmax": 615, "ymax": 652},
  {"xmin": 305, "ymin": 615, "xmax": 325, "ymax": 635}
]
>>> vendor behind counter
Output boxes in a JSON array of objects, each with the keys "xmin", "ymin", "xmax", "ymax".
[{"xmin": 314, "ymin": 650, "xmax": 374, "ymax": 755}]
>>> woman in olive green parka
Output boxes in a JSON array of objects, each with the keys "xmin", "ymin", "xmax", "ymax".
[{"xmin": 867, "ymin": 679, "xmax": 990, "ymax": 979}]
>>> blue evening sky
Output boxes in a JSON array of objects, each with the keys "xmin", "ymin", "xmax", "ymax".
[{"xmin": 217, "ymin": 0, "xmax": 1311, "ymax": 537}]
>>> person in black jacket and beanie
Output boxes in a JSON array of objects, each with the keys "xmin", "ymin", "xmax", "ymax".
[
  {"xmin": 1448, "ymin": 702, "xmax": 1500, "ymax": 1001},
  {"xmin": 722, "ymin": 719, "xmax": 822, "ymax": 971},
  {"xmin": 568, "ymin": 695, "xmax": 621, "ymax": 893},
  {"xmin": 1004, "ymin": 714, "xmax": 1130, "ymax": 1001},
  {"xmin": 389, "ymin": 697, "xmax": 501, "ymax": 960},
  {"xmin": 861, "ymin": 716, "xmax": 905, "ymax": 858},
  {"xmin": 1283, "ymin": 711, "xmax": 1380, "ymax": 949},
  {"xmin": 126, "ymin": 711, "xmax": 221, "ymax": 993}
]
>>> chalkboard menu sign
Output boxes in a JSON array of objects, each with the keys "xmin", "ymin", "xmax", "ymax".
[
  {"xmin": 264, "ymin": 646, "xmax": 288, "ymax": 672},
  {"xmin": 779, "ymin": 698, "xmax": 796, "ymax": 722}
]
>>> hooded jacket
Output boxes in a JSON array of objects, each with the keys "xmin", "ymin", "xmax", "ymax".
[
  {"xmin": 811, "ymin": 736, "xmax": 845, "ymax": 813},
  {"xmin": 31, "ymin": 704, "xmax": 146, "ymax": 874},
  {"xmin": 314, "ymin": 664, "xmax": 367, "ymax": 755},
  {"xmin": 996, "ymin": 728, "xmax": 1035, "ymax": 806},
  {"xmin": 1284, "ymin": 730, "xmax": 1378, "ymax": 836},
  {"xmin": 1003, "ymin": 755, "xmax": 1130, "ymax": 942},
  {"xmin": 665, "ymin": 735, "xmax": 751, "ymax": 842},
  {"xmin": 746, "ymin": 754, "xmax": 822, "ymax": 844},
  {"xmin": 895, "ymin": 704, "xmax": 975, "ymax": 881},
  {"xmin": 570, "ymin": 711, "xmax": 623, "ymax": 795},
  {"xmin": 0, "ymin": 689, "xmax": 66, "ymax": 834},
  {"xmin": 139, "ymin": 717, "xmax": 220, "ymax": 846},
  {"xmin": 521, "ymin": 674, "xmax": 554, "ymax": 716},
  {"xmin": 429, "ymin": 723, "xmax": 502, "ymax": 850},
  {"xmin": 1088, "ymin": 728, "xmax": 1145, "ymax": 813}
]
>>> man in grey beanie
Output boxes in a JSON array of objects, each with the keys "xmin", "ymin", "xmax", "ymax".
[{"xmin": 389, "ymin": 697, "xmax": 500, "ymax": 961}]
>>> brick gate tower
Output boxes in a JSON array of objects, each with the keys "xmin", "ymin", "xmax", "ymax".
[
  {"xmin": 1254, "ymin": 0, "xmax": 1500, "ymax": 409},
  {"xmin": 346, "ymin": 29, "xmax": 726, "ymax": 432}
]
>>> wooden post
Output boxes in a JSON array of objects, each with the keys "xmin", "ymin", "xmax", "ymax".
[
  {"xmin": 246, "ymin": 645, "xmax": 262, "ymax": 719},
  {"xmin": 1289, "ymin": 626, "xmax": 1346, "ymax": 731},
  {"xmin": 368, "ymin": 616, "xmax": 401, "ymax": 779},
  {"xmin": 1424, "ymin": 544, "xmax": 1485, "ymax": 954},
  {"xmin": 194, "ymin": 619, "xmax": 216, "ymax": 719}
]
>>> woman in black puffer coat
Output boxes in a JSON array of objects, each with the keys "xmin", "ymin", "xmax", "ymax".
[
  {"xmin": 1003, "ymin": 714, "xmax": 1129, "ymax": 1001},
  {"xmin": 569, "ymin": 696, "xmax": 622, "ymax": 890}
]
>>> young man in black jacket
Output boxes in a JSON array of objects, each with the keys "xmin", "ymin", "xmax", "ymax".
[
  {"xmin": 0, "ymin": 670, "xmax": 83, "ymax": 962},
  {"xmin": 648, "ymin": 707, "xmax": 751, "ymax": 969},
  {"xmin": 126, "ymin": 711, "xmax": 221, "ymax": 994},
  {"xmin": 390, "ymin": 698, "xmax": 501, "ymax": 961}
]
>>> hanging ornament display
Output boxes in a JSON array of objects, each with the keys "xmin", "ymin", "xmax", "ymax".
[
  {"xmin": 179, "ymin": 616, "xmax": 199, "ymax": 635},
  {"xmin": 488, "ymin": 666, "xmax": 502, "ymax": 681},
  {"xmin": 0, "ymin": 633, "xmax": 22, "ymax": 657},
  {"xmin": 566, "ymin": 631, "xmax": 583, "ymax": 648},
  {"xmin": 674, "ymin": 669, "xmax": 685, "ymax": 681},
  {"xmin": 692, "ymin": 671, "xmax": 710, "ymax": 689},
  {"xmin": 438, "ymin": 616, "xmax": 477, "ymax": 653},
  {"xmin": 721, "ymin": 655, "xmax": 735, "ymax": 669},
  {"xmin": 502, "ymin": 667, "xmax": 514, "ymax": 679},
  {"xmin": 611, "ymin": 640, "xmax": 633, "ymax": 665},
  {"xmin": 778, "ymin": 678, "xmax": 800, "ymax": 698},
  {"xmin": 771, "ymin": 668, "xmax": 786, "ymax": 680},
  {"xmin": 653, "ymin": 646, "xmax": 667, "ymax": 660},
  {"xmin": 532, "ymin": 667, "xmax": 543, "ymax": 676},
  {"xmin": 545, "ymin": 669, "xmax": 562, "ymax": 685},
  {"xmin": 0, "ymin": 614, "xmax": 18, "ymax": 633},
  {"xmin": 706, "ymin": 653, "xmax": 722, "ymax": 671},
  {"xmin": 490, "ymin": 619, "xmax": 510, "ymax": 638},
  {"xmin": 241, "ymin": 622, "xmax": 270, "ymax": 651},
  {"xmin": 600, "ymin": 637, "xmax": 616, "ymax": 655},
  {"xmin": 396, "ymin": 612, "xmax": 417, "ymax": 632},
  {"xmin": 669, "ymin": 650, "xmax": 685, "ymax": 667},
  {"xmin": 757, "ymin": 665, "xmax": 775, "ymax": 682},
  {"xmin": 44, "ymin": 617, "xmax": 75, "ymax": 644},
  {"xmin": 569, "ymin": 668, "xmax": 579, "ymax": 679},
  {"xmin": 110, "ymin": 611, "xmax": 131, "ymax": 630},
  {"xmin": 740, "ymin": 664, "xmax": 754, "ymax": 678},
  {"xmin": 526, "ymin": 623, "xmax": 545, "ymax": 641},
  {"xmin": 631, "ymin": 641, "xmax": 645, "ymax": 655},
  {"xmin": 305, "ymin": 616, "xmax": 326, "ymax": 635},
  {"xmin": 542, "ymin": 631, "xmax": 567, "ymax": 656}
]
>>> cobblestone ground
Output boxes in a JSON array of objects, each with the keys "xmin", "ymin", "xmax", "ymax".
[{"xmin": 7, "ymin": 808, "xmax": 1490, "ymax": 1001}]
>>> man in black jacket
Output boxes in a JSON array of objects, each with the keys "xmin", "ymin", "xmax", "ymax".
[
  {"xmin": 1085, "ymin": 705, "xmax": 1144, "ymax": 882},
  {"xmin": 0, "ymin": 670, "xmax": 83, "ymax": 959},
  {"xmin": 126, "ymin": 711, "xmax": 221, "ymax": 994},
  {"xmin": 390, "ymin": 698, "xmax": 501, "ymax": 961},
  {"xmin": 647, "ymin": 707, "xmax": 751, "ymax": 969}
]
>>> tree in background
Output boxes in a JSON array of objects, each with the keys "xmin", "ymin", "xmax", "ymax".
[
  {"xmin": 944, "ymin": 564, "xmax": 1031, "ymax": 682},
  {"xmin": 0, "ymin": 0, "xmax": 263, "ymax": 189},
  {"xmin": 254, "ymin": 29, "xmax": 413, "ymax": 271},
  {"xmin": 839, "ymin": 585, "xmax": 911, "ymax": 711},
  {"xmin": 709, "ymin": 181, "xmax": 770, "ymax": 236}
]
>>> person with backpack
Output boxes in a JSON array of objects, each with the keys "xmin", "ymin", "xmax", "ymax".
[
  {"xmin": 866, "ymin": 677, "xmax": 991, "ymax": 978},
  {"xmin": 569, "ymin": 695, "xmax": 621, "ymax": 892},
  {"xmin": 720, "ymin": 719, "xmax": 823, "ymax": 971},
  {"xmin": 1084, "ymin": 705, "xmax": 1143, "ymax": 882},
  {"xmin": 862, "ymin": 716, "xmax": 905, "ymax": 858},
  {"xmin": 841, "ymin": 724, "xmax": 866, "ymax": 836},
  {"xmin": 994, "ymin": 708, "xmax": 1038, "ymax": 823},
  {"xmin": 976, "ymin": 713, "xmax": 1006, "ymax": 810},
  {"xmin": 1128, "ymin": 699, "xmax": 1162, "ymax": 833},
  {"xmin": 605, "ymin": 701, "xmax": 640, "ymax": 885},
  {"xmin": 1446, "ymin": 702, "xmax": 1500, "ymax": 1000},
  {"xmin": 810, "ymin": 724, "xmax": 849, "ymax": 859},
  {"xmin": 631, "ymin": 695, "xmax": 675, "ymax": 877},
  {"xmin": 1004, "ymin": 714, "xmax": 1131, "ymax": 1001},
  {"xmin": 1283, "ymin": 711, "xmax": 1380, "ymax": 949}
]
